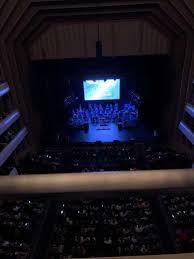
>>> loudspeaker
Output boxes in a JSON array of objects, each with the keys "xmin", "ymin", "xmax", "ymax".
[{"xmin": 118, "ymin": 123, "xmax": 123, "ymax": 131}]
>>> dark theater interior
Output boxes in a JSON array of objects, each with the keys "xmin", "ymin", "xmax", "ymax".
[{"xmin": 0, "ymin": 1, "xmax": 194, "ymax": 258}]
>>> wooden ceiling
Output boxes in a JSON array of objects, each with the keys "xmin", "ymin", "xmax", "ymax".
[
  {"xmin": 0, "ymin": 0, "xmax": 194, "ymax": 150},
  {"xmin": 28, "ymin": 19, "xmax": 172, "ymax": 60}
]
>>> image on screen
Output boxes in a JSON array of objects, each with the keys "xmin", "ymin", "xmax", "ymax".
[{"xmin": 83, "ymin": 79, "xmax": 120, "ymax": 101}]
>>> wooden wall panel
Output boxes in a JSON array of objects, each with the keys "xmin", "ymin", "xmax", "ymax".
[
  {"xmin": 184, "ymin": 0, "xmax": 194, "ymax": 15},
  {"xmin": 0, "ymin": 0, "xmax": 6, "ymax": 11},
  {"xmin": 0, "ymin": 0, "xmax": 18, "ymax": 32},
  {"xmin": 186, "ymin": 48, "xmax": 194, "ymax": 104},
  {"xmin": 28, "ymin": 19, "xmax": 171, "ymax": 60},
  {"xmin": 84, "ymin": 23, "xmax": 98, "ymax": 57},
  {"xmin": 0, "ymin": 62, "xmax": 6, "ymax": 81},
  {"xmin": 30, "ymin": 23, "xmax": 86, "ymax": 59},
  {"xmin": 113, "ymin": 20, "xmax": 141, "ymax": 56},
  {"xmin": 141, "ymin": 20, "xmax": 170, "ymax": 54},
  {"xmin": 99, "ymin": 21, "xmax": 113, "ymax": 57}
]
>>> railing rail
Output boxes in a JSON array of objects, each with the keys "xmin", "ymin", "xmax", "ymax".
[
  {"xmin": 0, "ymin": 82, "xmax": 9, "ymax": 97},
  {"xmin": 0, "ymin": 127, "xmax": 27, "ymax": 167},
  {"xmin": 0, "ymin": 110, "xmax": 20, "ymax": 136},
  {"xmin": 0, "ymin": 169, "xmax": 193, "ymax": 198},
  {"xmin": 178, "ymin": 121, "xmax": 194, "ymax": 144},
  {"xmin": 185, "ymin": 103, "xmax": 194, "ymax": 118}
]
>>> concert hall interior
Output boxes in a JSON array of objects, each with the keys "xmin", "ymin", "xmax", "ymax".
[
  {"xmin": 0, "ymin": 1, "xmax": 194, "ymax": 259},
  {"xmin": 31, "ymin": 56, "xmax": 169, "ymax": 145}
]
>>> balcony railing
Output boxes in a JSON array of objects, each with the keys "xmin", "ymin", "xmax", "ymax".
[
  {"xmin": 0, "ymin": 83, "xmax": 9, "ymax": 97},
  {"xmin": 178, "ymin": 121, "xmax": 194, "ymax": 145},
  {"xmin": 0, "ymin": 110, "xmax": 20, "ymax": 136},
  {"xmin": 185, "ymin": 103, "xmax": 194, "ymax": 118},
  {"xmin": 0, "ymin": 168, "xmax": 193, "ymax": 198},
  {"xmin": 0, "ymin": 127, "xmax": 27, "ymax": 167}
]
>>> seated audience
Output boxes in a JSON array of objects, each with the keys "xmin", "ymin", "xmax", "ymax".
[
  {"xmin": 49, "ymin": 196, "xmax": 162, "ymax": 257},
  {"xmin": 20, "ymin": 143, "xmax": 192, "ymax": 174},
  {"xmin": 0, "ymin": 200, "xmax": 45, "ymax": 258}
]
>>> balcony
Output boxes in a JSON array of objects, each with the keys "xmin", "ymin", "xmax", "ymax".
[
  {"xmin": 185, "ymin": 103, "xmax": 194, "ymax": 119},
  {"xmin": 0, "ymin": 127, "xmax": 27, "ymax": 167},
  {"xmin": 178, "ymin": 121, "xmax": 194, "ymax": 145},
  {"xmin": 0, "ymin": 83, "xmax": 9, "ymax": 97},
  {"xmin": 0, "ymin": 111, "xmax": 20, "ymax": 136}
]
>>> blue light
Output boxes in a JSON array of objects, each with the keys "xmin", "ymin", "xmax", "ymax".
[{"xmin": 83, "ymin": 79, "xmax": 120, "ymax": 101}]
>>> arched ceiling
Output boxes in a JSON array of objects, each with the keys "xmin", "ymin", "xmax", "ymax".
[
  {"xmin": 1, "ymin": 1, "xmax": 194, "ymax": 50},
  {"xmin": 0, "ymin": 0, "xmax": 194, "ymax": 149},
  {"xmin": 0, "ymin": 0, "xmax": 193, "ymax": 84},
  {"xmin": 28, "ymin": 18, "xmax": 172, "ymax": 60}
]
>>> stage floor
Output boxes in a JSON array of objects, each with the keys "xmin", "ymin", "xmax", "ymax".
[{"xmin": 64, "ymin": 123, "xmax": 156, "ymax": 143}]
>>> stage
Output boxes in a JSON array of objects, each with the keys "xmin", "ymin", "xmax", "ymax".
[{"xmin": 64, "ymin": 123, "xmax": 156, "ymax": 143}]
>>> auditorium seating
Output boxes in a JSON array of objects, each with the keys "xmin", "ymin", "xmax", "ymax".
[
  {"xmin": 0, "ymin": 192, "xmax": 194, "ymax": 257},
  {"xmin": 19, "ymin": 143, "xmax": 192, "ymax": 174},
  {"xmin": 0, "ymin": 200, "xmax": 46, "ymax": 258},
  {"xmin": 160, "ymin": 194, "xmax": 194, "ymax": 253},
  {"xmin": 47, "ymin": 194, "xmax": 194, "ymax": 257},
  {"xmin": 49, "ymin": 196, "xmax": 163, "ymax": 257}
]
